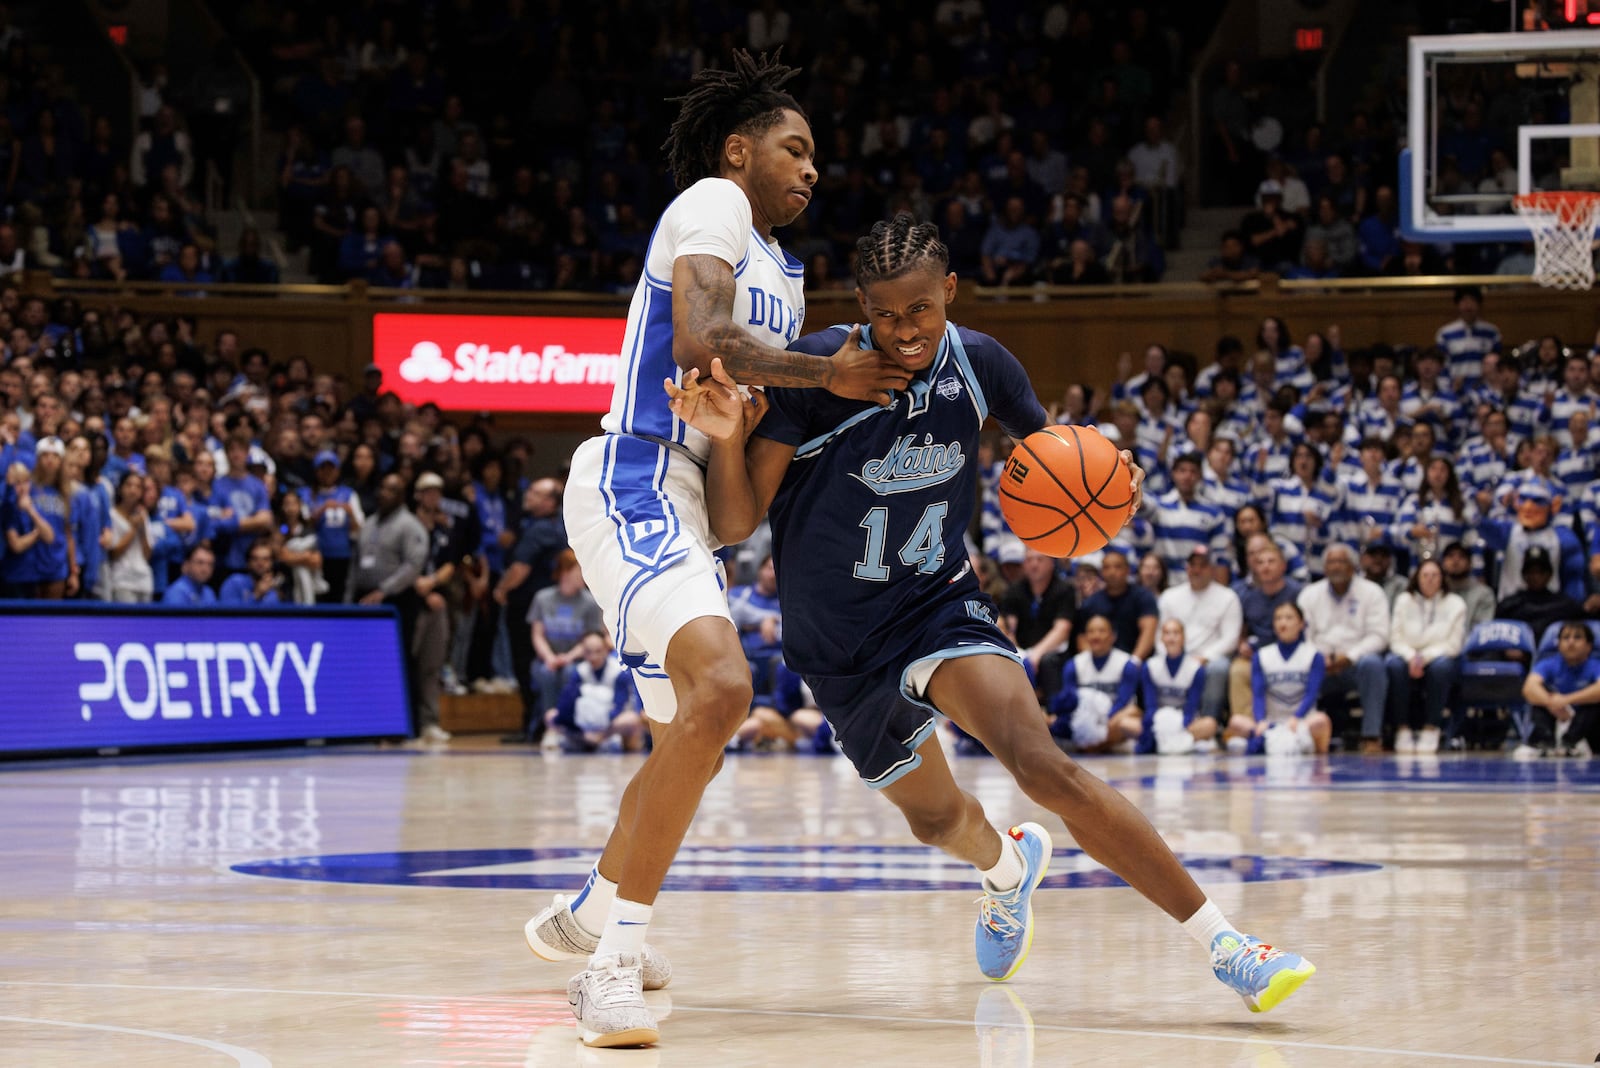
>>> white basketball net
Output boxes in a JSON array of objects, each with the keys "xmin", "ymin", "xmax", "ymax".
[{"xmin": 1513, "ymin": 192, "xmax": 1600, "ymax": 290}]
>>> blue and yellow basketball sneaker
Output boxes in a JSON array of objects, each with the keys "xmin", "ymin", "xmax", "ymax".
[
  {"xmin": 975, "ymin": 822, "xmax": 1053, "ymax": 981},
  {"xmin": 1210, "ymin": 931, "xmax": 1315, "ymax": 1012}
]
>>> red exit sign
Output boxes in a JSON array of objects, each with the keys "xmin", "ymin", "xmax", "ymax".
[{"xmin": 1294, "ymin": 26, "xmax": 1325, "ymax": 51}]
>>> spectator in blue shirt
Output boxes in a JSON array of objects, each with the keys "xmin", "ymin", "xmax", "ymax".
[
  {"xmin": 162, "ymin": 543, "xmax": 219, "ymax": 605},
  {"xmin": 303, "ymin": 450, "xmax": 363, "ymax": 603},
  {"xmin": 211, "ymin": 434, "xmax": 274, "ymax": 576},
  {"xmin": 728, "ymin": 554, "xmax": 783, "ymax": 696},
  {"xmin": 1358, "ymin": 185, "xmax": 1402, "ymax": 275},
  {"xmin": 1519, "ymin": 621, "xmax": 1600, "ymax": 758},
  {"xmin": 219, "ymin": 538, "xmax": 282, "ymax": 605},
  {"xmin": 979, "ymin": 195, "xmax": 1040, "ymax": 286}
]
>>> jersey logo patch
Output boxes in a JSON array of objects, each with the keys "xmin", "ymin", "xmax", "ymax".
[
  {"xmin": 852, "ymin": 433, "xmax": 967, "ymax": 496},
  {"xmin": 936, "ymin": 376, "xmax": 962, "ymax": 401}
]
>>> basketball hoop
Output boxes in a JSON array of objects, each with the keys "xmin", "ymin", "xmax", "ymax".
[{"xmin": 1512, "ymin": 191, "xmax": 1600, "ymax": 289}]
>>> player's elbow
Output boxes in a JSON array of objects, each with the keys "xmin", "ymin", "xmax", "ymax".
[
  {"xmin": 709, "ymin": 511, "xmax": 759, "ymax": 546},
  {"xmin": 672, "ymin": 330, "xmax": 719, "ymax": 375}
]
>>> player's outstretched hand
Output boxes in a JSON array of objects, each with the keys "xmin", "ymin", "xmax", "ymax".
[
  {"xmin": 823, "ymin": 325, "xmax": 912, "ymax": 406},
  {"xmin": 1119, "ymin": 449, "xmax": 1145, "ymax": 519},
  {"xmin": 666, "ymin": 358, "xmax": 764, "ymax": 445}
]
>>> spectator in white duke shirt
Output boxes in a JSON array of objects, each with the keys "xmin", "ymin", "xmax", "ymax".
[{"xmin": 1298, "ymin": 542, "xmax": 1391, "ymax": 753}]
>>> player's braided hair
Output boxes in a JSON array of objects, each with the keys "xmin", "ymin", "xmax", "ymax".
[
  {"xmin": 854, "ymin": 213, "xmax": 951, "ymax": 286},
  {"xmin": 662, "ymin": 49, "xmax": 805, "ymax": 191}
]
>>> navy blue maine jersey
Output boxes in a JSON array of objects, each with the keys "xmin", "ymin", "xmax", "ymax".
[{"xmin": 758, "ymin": 322, "xmax": 1048, "ymax": 678}]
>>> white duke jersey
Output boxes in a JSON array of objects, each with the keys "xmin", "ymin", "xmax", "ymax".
[{"xmin": 603, "ymin": 177, "xmax": 806, "ymax": 462}]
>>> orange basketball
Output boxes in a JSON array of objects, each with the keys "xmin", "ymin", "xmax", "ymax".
[{"xmin": 998, "ymin": 424, "xmax": 1134, "ymax": 558}]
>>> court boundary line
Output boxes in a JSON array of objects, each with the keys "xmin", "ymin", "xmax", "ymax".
[
  {"xmin": 0, "ymin": 981, "xmax": 1583, "ymax": 1066},
  {"xmin": 0, "ymin": 1013, "xmax": 272, "ymax": 1066}
]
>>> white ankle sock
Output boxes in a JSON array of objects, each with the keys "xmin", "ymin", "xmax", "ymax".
[
  {"xmin": 593, "ymin": 898, "xmax": 653, "ymax": 960},
  {"xmin": 978, "ymin": 832, "xmax": 1025, "ymax": 892},
  {"xmin": 570, "ymin": 866, "xmax": 618, "ymax": 937},
  {"xmin": 1181, "ymin": 899, "xmax": 1235, "ymax": 949}
]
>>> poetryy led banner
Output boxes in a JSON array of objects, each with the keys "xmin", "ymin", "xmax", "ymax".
[
  {"xmin": 0, "ymin": 605, "xmax": 411, "ymax": 757},
  {"xmin": 372, "ymin": 313, "xmax": 626, "ymax": 412}
]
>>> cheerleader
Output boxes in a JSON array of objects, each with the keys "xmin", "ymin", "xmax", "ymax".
[
  {"xmin": 1139, "ymin": 619, "xmax": 1217, "ymax": 754},
  {"xmin": 1049, "ymin": 615, "xmax": 1142, "ymax": 753},
  {"xmin": 1229, "ymin": 602, "xmax": 1333, "ymax": 755}
]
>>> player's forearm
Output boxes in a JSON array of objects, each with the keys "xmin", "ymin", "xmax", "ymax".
[
  {"xmin": 703, "ymin": 439, "xmax": 763, "ymax": 544},
  {"xmin": 681, "ymin": 324, "xmax": 832, "ymax": 389}
]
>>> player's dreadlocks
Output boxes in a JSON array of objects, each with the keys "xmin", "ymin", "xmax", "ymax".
[
  {"xmin": 662, "ymin": 50, "xmax": 806, "ymax": 191},
  {"xmin": 854, "ymin": 213, "xmax": 951, "ymax": 286}
]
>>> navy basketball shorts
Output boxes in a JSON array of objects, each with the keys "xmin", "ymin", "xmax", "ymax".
[{"xmin": 804, "ymin": 595, "xmax": 1023, "ymax": 790}]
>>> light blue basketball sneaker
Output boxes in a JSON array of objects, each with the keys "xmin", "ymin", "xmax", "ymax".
[
  {"xmin": 975, "ymin": 822, "xmax": 1053, "ymax": 981},
  {"xmin": 1210, "ymin": 931, "xmax": 1316, "ymax": 1012}
]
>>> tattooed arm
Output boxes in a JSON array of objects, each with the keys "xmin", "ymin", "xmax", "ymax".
[{"xmin": 671, "ymin": 254, "xmax": 910, "ymax": 405}]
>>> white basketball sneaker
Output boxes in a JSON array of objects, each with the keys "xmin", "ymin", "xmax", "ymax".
[
  {"xmin": 567, "ymin": 953, "xmax": 658, "ymax": 1048},
  {"xmin": 526, "ymin": 895, "xmax": 672, "ymax": 990}
]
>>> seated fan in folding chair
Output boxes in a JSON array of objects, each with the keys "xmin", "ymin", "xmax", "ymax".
[
  {"xmin": 1455, "ymin": 620, "xmax": 1536, "ymax": 751},
  {"xmin": 1517, "ymin": 620, "xmax": 1600, "ymax": 759}
]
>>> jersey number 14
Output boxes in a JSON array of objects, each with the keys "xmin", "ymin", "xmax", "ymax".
[{"xmin": 853, "ymin": 503, "xmax": 948, "ymax": 581}]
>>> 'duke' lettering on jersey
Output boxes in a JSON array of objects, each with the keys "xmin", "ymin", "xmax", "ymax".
[
  {"xmin": 745, "ymin": 286, "xmax": 798, "ymax": 342},
  {"xmin": 852, "ymin": 434, "xmax": 966, "ymax": 495}
]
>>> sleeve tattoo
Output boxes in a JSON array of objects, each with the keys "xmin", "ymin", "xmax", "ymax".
[{"xmin": 679, "ymin": 255, "xmax": 830, "ymax": 389}]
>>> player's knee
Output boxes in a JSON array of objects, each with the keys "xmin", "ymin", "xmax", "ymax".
[
  {"xmin": 1008, "ymin": 740, "xmax": 1079, "ymax": 808},
  {"xmin": 686, "ymin": 664, "xmax": 754, "ymax": 732},
  {"xmin": 900, "ymin": 799, "xmax": 971, "ymax": 849}
]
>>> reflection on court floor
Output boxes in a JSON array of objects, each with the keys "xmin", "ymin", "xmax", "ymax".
[{"xmin": 1, "ymin": 748, "xmax": 1596, "ymax": 1067}]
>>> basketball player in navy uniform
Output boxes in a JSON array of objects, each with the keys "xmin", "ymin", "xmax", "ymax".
[
  {"xmin": 669, "ymin": 214, "xmax": 1315, "ymax": 1013},
  {"xmin": 523, "ymin": 52, "xmax": 910, "ymax": 1048}
]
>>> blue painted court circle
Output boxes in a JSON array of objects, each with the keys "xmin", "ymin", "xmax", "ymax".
[{"xmin": 231, "ymin": 844, "xmax": 1378, "ymax": 892}]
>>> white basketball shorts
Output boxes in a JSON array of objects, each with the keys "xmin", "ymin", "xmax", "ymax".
[{"xmin": 565, "ymin": 434, "xmax": 733, "ymax": 723}]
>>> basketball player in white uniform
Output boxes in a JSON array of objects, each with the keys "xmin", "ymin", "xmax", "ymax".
[{"xmin": 526, "ymin": 52, "xmax": 910, "ymax": 1048}]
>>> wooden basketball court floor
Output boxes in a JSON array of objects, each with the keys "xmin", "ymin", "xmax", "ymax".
[{"xmin": 3, "ymin": 742, "xmax": 1597, "ymax": 1067}]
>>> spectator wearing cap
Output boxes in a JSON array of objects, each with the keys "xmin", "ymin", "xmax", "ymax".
[
  {"xmin": 1075, "ymin": 549, "xmax": 1159, "ymax": 660},
  {"xmin": 1434, "ymin": 286, "xmax": 1501, "ymax": 394},
  {"xmin": 304, "ymin": 449, "xmax": 363, "ymax": 603},
  {"xmin": 162, "ymin": 543, "xmax": 218, "ymax": 605},
  {"xmin": 1240, "ymin": 180, "xmax": 1303, "ymax": 273},
  {"xmin": 1477, "ymin": 482, "xmax": 1586, "ymax": 602},
  {"xmin": 3, "ymin": 436, "xmax": 75, "ymax": 599},
  {"xmin": 219, "ymin": 537, "xmax": 282, "ymax": 605},
  {"xmin": 1298, "ymin": 542, "xmax": 1391, "ymax": 752},
  {"xmin": 1496, "ymin": 546, "xmax": 1587, "ymax": 639},
  {"xmin": 1158, "ymin": 545, "xmax": 1242, "ymax": 722},
  {"xmin": 210, "ymin": 433, "xmax": 274, "ymax": 577},
  {"xmin": 1359, "ymin": 537, "xmax": 1407, "ymax": 607},
  {"xmin": 494, "ymin": 477, "xmax": 567, "ymax": 736},
  {"xmin": 1440, "ymin": 540, "xmax": 1496, "ymax": 629},
  {"xmin": 994, "ymin": 537, "xmax": 1027, "ymax": 586}
]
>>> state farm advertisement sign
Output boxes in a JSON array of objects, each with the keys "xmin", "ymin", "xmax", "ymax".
[{"xmin": 372, "ymin": 313, "xmax": 625, "ymax": 412}]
